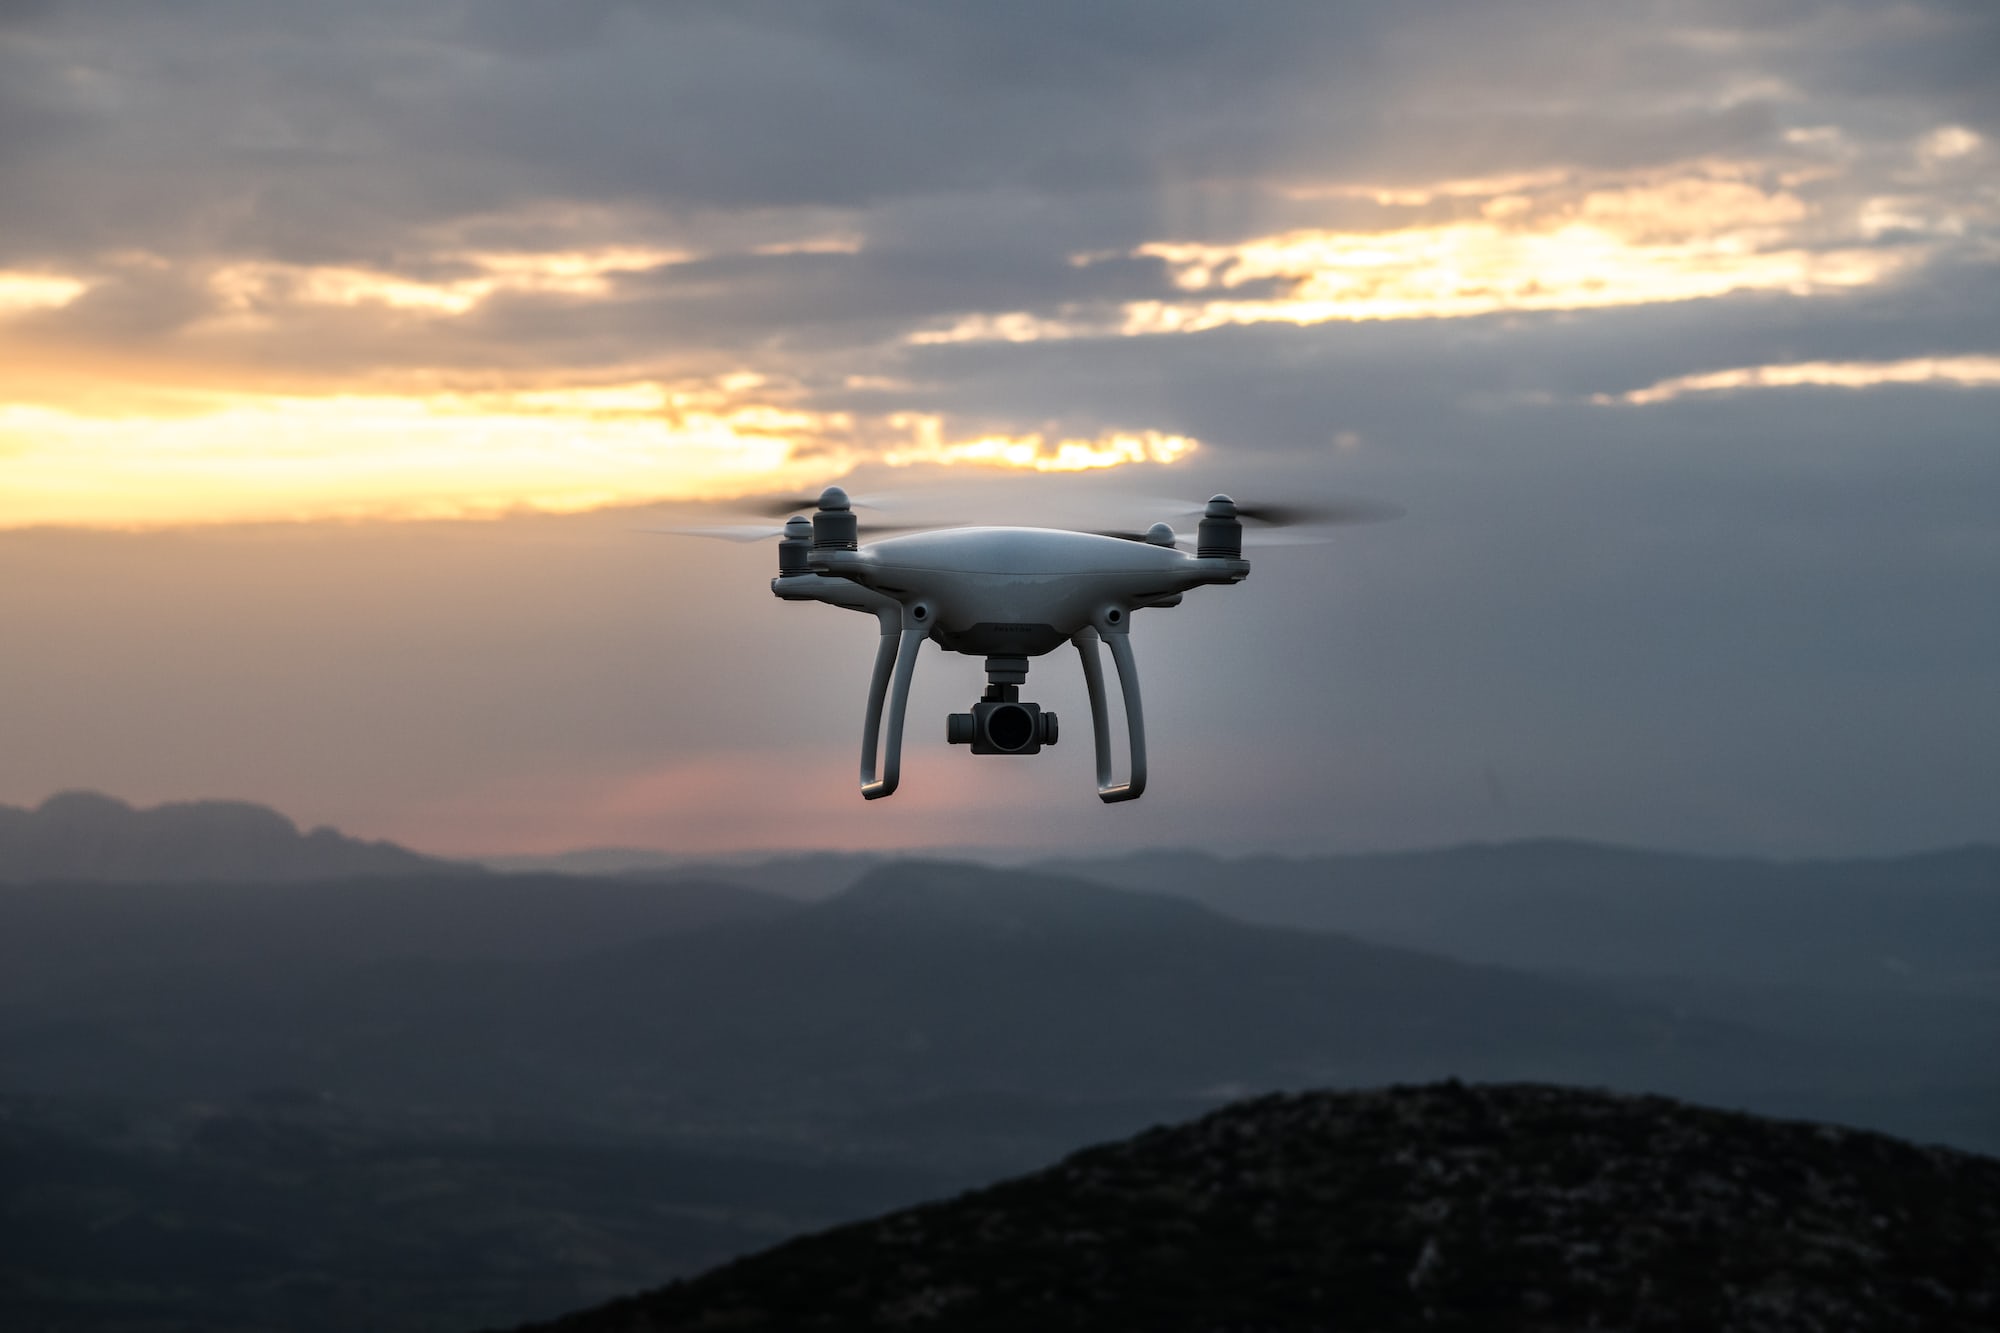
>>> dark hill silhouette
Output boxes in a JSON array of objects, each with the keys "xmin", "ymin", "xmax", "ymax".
[
  {"xmin": 0, "ymin": 791, "xmax": 458, "ymax": 883},
  {"xmin": 519, "ymin": 1081, "xmax": 2000, "ymax": 1333}
]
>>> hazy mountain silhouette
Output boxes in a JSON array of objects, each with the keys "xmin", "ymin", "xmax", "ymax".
[
  {"xmin": 0, "ymin": 791, "xmax": 458, "ymax": 883},
  {"xmin": 1037, "ymin": 843, "xmax": 2000, "ymax": 1150},
  {"xmin": 0, "ymin": 870, "xmax": 792, "ymax": 1006},
  {"xmin": 519, "ymin": 1081, "xmax": 2000, "ymax": 1333},
  {"xmin": 1038, "ymin": 840, "xmax": 2000, "ymax": 987},
  {"xmin": 6, "ymin": 851, "xmax": 1997, "ymax": 1331},
  {"xmin": 479, "ymin": 849, "xmax": 893, "ymax": 902},
  {"xmin": 1, "ymin": 861, "xmax": 1816, "ymax": 1128}
]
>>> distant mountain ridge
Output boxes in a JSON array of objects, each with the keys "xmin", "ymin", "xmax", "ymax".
[
  {"xmin": 522, "ymin": 1081, "xmax": 2000, "ymax": 1332},
  {"xmin": 0, "ymin": 790, "xmax": 459, "ymax": 882},
  {"xmin": 1034, "ymin": 838, "xmax": 2000, "ymax": 987},
  {"xmin": 7, "ymin": 844, "xmax": 2000, "ymax": 1329},
  {"xmin": 7, "ymin": 859, "xmax": 1808, "ymax": 1131}
]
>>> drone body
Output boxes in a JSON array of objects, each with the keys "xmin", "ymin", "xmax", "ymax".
[{"xmin": 771, "ymin": 487, "xmax": 1250, "ymax": 803}]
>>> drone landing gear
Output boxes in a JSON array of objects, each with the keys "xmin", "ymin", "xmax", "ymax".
[
  {"xmin": 1073, "ymin": 623, "xmax": 1146, "ymax": 803},
  {"xmin": 858, "ymin": 605, "xmax": 1146, "ymax": 804},
  {"xmin": 860, "ymin": 607, "xmax": 927, "ymax": 800}
]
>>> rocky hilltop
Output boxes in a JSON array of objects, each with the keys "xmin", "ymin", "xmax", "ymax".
[
  {"xmin": 522, "ymin": 1082, "xmax": 2000, "ymax": 1333},
  {"xmin": 0, "ymin": 790, "xmax": 455, "ymax": 882}
]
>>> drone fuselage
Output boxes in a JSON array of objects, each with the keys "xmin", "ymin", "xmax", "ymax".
[{"xmin": 799, "ymin": 526, "xmax": 1246, "ymax": 655}]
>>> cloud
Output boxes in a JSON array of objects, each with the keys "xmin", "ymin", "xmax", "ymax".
[
  {"xmin": 2, "ymin": 0, "xmax": 1996, "ymax": 532},
  {"xmin": 0, "ymin": 1, "xmax": 1976, "ymax": 261},
  {"xmin": 1600, "ymin": 354, "xmax": 2000, "ymax": 404}
]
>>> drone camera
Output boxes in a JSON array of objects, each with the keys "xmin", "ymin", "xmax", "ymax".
[{"xmin": 949, "ymin": 699, "xmax": 1058, "ymax": 754}]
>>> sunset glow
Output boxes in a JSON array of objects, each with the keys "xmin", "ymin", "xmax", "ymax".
[
  {"xmin": 880, "ymin": 415, "xmax": 1199, "ymax": 472},
  {"xmin": 203, "ymin": 245, "xmax": 688, "ymax": 319},
  {"xmin": 0, "ymin": 270, "xmax": 88, "ymax": 312},
  {"xmin": 1123, "ymin": 226, "xmax": 1895, "ymax": 331},
  {"xmin": 0, "ymin": 383, "xmax": 1202, "ymax": 529},
  {"xmin": 0, "ymin": 389, "xmax": 784, "ymax": 527}
]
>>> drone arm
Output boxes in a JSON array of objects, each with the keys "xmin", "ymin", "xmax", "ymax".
[
  {"xmin": 861, "ymin": 611, "xmax": 927, "ymax": 800},
  {"xmin": 1073, "ymin": 622, "xmax": 1146, "ymax": 803}
]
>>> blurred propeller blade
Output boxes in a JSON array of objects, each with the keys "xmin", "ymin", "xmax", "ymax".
[
  {"xmin": 638, "ymin": 522, "xmax": 928, "ymax": 542},
  {"xmin": 638, "ymin": 524, "xmax": 789, "ymax": 542},
  {"xmin": 1146, "ymin": 495, "xmax": 1402, "ymax": 527},
  {"xmin": 740, "ymin": 494, "xmax": 831, "ymax": 518},
  {"xmin": 1240, "ymin": 528, "xmax": 1340, "ymax": 547},
  {"xmin": 1234, "ymin": 498, "xmax": 1404, "ymax": 526},
  {"xmin": 734, "ymin": 489, "xmax": 907, "ymax": 518}
]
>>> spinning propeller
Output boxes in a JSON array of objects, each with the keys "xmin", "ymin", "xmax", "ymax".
[
  {"xmin": 1093, "ymin": 494, "xmax": 1403, "ymax": 547},
  {"xmin": 649, "ymin": 485, "xmax": 944, "ymax": 541},
  {"xmin": 661, "ymin": 484, "xmax": 1399, "ymax": 548}
]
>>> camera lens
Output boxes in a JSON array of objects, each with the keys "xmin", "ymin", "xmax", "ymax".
[{"xmin": 985, "ymin": 702, "xmax": 1035, "ymax": 752}]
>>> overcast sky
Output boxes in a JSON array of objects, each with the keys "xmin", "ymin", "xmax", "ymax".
[{"xmin": 2, "ymin": 1, "xmax": 1995, "ymax": 857}]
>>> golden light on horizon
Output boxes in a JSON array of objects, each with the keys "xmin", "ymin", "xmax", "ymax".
[
  {"xmin": 0, "ymin": 271, "xmax": 89, "ymax": 313},
  {"xmin": 0, "ymin": 381, "xmax": 1200, "ymax": 530},
  {"xmin": 0, "ymin": 384, "xmax": 797, "ymax": 528}
]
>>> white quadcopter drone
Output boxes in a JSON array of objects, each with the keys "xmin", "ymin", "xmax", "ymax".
[{"xmin": 712, "ymin": 485, "xmax": 1390, "ymax": 803}]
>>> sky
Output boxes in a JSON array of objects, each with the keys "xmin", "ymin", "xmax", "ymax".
[{"xmin": 2, "ymin": 0, "xmax": 1996, "ymax": 858}]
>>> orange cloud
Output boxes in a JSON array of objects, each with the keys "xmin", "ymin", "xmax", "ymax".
[
  {"xmin": 880, "ymin": 415, "xmax": 1198, "ymax": 472},
  {"xmin": 914, "ymin": 168, "xmax": 1939, "ymax": 343}
]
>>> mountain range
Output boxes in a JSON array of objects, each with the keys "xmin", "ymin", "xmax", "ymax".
[
  {"xmin": 0, "ymin": 790, "xmax": 460, "ymax": 883},
  {"xmin": 2, "ymin": 795, "xmax": 1997, "ymax": 1331},
  {"xmin": 1035, "ymin": 839, "xmax": 2000, "ymax": 988}
]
